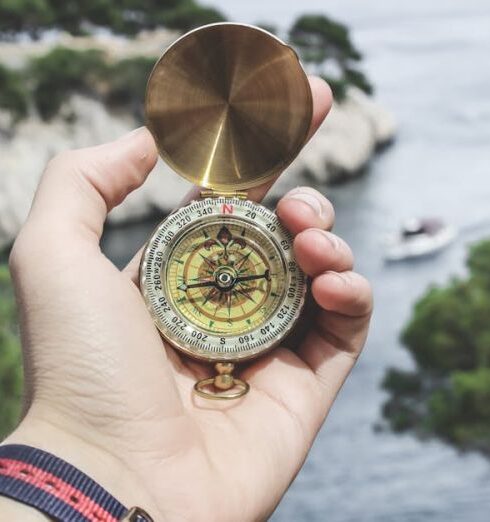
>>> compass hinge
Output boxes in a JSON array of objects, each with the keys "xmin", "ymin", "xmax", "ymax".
[{"xmin": 200, "ymin": 189, "xmax": 248, "ymax": 200}]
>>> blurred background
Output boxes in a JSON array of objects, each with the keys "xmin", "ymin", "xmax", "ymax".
[{"xmin": 1, "ymin": 1, "xmax": 490, "ymax": 520}]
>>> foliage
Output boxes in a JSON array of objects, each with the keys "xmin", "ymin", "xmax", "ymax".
[
  {"xmin": 0, "ymin": 10, "xmax": 374, "ymax": 126},
  {"xmin": 0, "ymin": 49, "xmax": 158, "ymax": 123},
  {"xmin": 0, "ymin": 6, "xmax": 373, "ymax": 123},
  {"xmin": 103, "ymin": 57, "xmax": 156, "ymax": 120},
  {"xmin": 383, "ymin": 240, "xmax": 490, "ymax": 456},
  {"xmin": 0, "ymin": 0, "xmax": 225, "ymax": 122},
  {"xmin": 0, "ymin": 264, "xmax": 23, "ymax": 439},
  {"xmin": 0, "ymin": 64, "xmax": 28, "ymax": 121},
  {"xmin": 161, "ymin": 4, "xmax": 225, "ymax": 32},
  {"xmin": 290, "ymin": 14, "xmax": 373, "ymax": 101},
  {"xmin": 429, "ymin": 369, "xmax": 490, "ymax": 447},
  {"xmin": 29, "ymin": 47, "xmax": 107, "ymax": 119},
  {"xmin": 290, "ymin": 14, "xmax": 361, "ymax": 64},
  {"xmin": 344, "ymin": 67, "xmax": 373, "ymax": 96},
  {"xmin": 321, "ymin": 76, "xmax": 347, "ymax": 101},
  {"xmin": 256, "ymin": 23, "xmax": 277, "ymax": 36},
  {"xmin": 0, "ymin": 0, "xmax": 225, "ymax": 37},
  {"xmin": 0, "ymin": 0, "xmax": 53, "ymax": 38}
]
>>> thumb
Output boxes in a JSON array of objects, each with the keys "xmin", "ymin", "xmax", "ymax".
[{"xmin": 18, "ymin": 127, "xmax": 158, "ymax": 254}]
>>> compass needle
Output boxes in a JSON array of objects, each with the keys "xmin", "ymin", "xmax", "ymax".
[
  {"xmin": 235, "ymin": 251, "xmax": 252, "ymax": 271},
  {"xmin": 202, "ymin": 287, "xmax": 218, "ymax": 306},
  {"xmin": 235, "ymin": 287, "xmax": 257, "ymax": 304},
  {"xmin": 199, "ymin": 253, "xmax": 217, "ymax": 270}
]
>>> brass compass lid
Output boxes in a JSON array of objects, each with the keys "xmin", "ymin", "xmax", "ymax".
[{"xmin": 145, "ymin": 23, "xmax": 313, "ymax": 191}]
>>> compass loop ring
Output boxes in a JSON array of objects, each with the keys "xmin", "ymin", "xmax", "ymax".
[{"xmin": 194, "ymin": 377, "xmax": 250, "ymax": 400}]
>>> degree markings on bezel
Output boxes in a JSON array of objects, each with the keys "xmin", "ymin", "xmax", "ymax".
[{"xmin": 141, "ymin": 198, "xmax": 305, "ymax": 361}]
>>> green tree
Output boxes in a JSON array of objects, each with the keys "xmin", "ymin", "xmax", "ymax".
[
  {"xmin": 0, "ymin": 265, "xmax": 22, "ymax": 439},
  {"xmin": 289, "ymin": 14, "xmax": 372, "ymax": 100},
  {"xmin": 28, "ymin": 47, "xmax": 107, "ymax": 119},
  {"xmin": 0, "ymin": 64, "xmax": 28, "ymax": 121},
  {"xmin": 383, "ymin": 240, "xmax": 490, "ymax": 456},
  {"xmin": 161, "ymin": 4, "xmax": 225, "ymax": 31},
  {"xmin": 0, "ymin": 48, "xmax": 160, "ymax": 123},
  {"xmin": 0, "ymin": 0, "xmax": 225, "ymax": 38},
  {"xmin": 0, "ymin": 0, "xmax": 53, "ymax": 38},
  {"xmin": 401, "ymin": 281, "xmax": 479, "ymax": 373},
  {"xmin": 104, "ymin": 57, "xmax": 156, "ymax": 121},
  {"xmin": 467, "ymin": 240, "xmax": 490, "ymax": 288}
]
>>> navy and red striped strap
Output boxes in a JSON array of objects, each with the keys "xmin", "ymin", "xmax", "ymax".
[{"xmin": 0, "ymin": 444, "xmax": 152, "ymax": 521}]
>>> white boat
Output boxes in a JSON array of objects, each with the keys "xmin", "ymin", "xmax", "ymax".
[{"xmin": 384, "ymin": 218, "xmax": 456, "ymax": 261}]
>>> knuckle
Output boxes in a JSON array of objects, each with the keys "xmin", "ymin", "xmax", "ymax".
[
  {"xmin": 8, "ymin": 229, "xmax": 31, "ymax": 273},
  {"xmin": 326, "ymin": 231, "xmax": 350, "ymax": 255},
  {"xmin": 45, "ymin": 149, "xmax": 81, "ymax": 173}
]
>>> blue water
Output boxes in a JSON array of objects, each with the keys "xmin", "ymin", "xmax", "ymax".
[{"xmin": 207, "ymin": 1, "xmax": 490, "ymax": 521}]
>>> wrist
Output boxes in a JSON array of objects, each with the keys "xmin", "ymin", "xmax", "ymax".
[{"xmin": 1, "ymin": 407, "xmax": 163, "ymax": 521}]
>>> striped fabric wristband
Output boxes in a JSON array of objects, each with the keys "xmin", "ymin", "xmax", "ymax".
[{"xmin": 0, "ymin": 444, "xmax": 152, "ymax": 521}]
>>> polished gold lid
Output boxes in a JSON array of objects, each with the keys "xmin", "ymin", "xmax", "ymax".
[{"xmin": 145, "ymin": 23, "xmax": 312, "ymax": 191}]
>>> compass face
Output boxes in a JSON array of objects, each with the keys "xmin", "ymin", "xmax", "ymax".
[{"xmin": 140, "ymin": 198, "xmax": 306, "ymax": 362}]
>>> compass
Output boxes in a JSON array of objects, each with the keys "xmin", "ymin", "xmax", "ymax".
[{"xmin": 140, "ymin": 23, "xmax": 312, "ymax": 399}]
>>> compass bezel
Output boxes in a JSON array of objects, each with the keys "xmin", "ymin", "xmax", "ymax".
[{"xmin": 140, "ymin": 198, "xmax": 307, "ymax": 362}]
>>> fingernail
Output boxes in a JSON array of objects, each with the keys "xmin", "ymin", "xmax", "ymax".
[
  {"xmin": 311, "ymin": 229, "xmax": 340, "ymax": 250},
  {"xmin": 286, "ymin": 188, "xmax": 324, "ymax": 217},
  {"xmin": 118, "ymin": 126, "xmax": 146, "ymax": 141}
]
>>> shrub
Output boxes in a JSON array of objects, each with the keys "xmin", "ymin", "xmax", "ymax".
[
  {"xmin": 290, "ymin": 14, "xmax": 373, "ymax": 101},
  {"xmin": 383, "ymin": 240, "xmax": 490, "ymax": 456},
  {"xmin": 103, "ymin": 57, "xmax": 156, "ymax": 121},
  {"xmin": 162, "ymin": 4, "xmax": 226, "ymax": 31},
  {"xmin": 0, "ymin": 0, "xmax": 54, "ymax": 38},
  {"xmin": 0, "ymin": 64, "xmax": 28, "ymax": 121},
  {"xmin": 0, "ymin": 0, "xmax": 226, "ymax": 38},
  {"xmin": 28, "ymin": 47, "xmax": 107, "ymax": 119},
  {"xmin": 401, "ymin": 282, "xmax": 479, "ymax": 373},
  {"xmin": 0, "ymin": 265, "xmax": 22, "ymax": 439},
  {"xmin": 0, "ymin": 48, "xmax": 159, "ymax": 123}
]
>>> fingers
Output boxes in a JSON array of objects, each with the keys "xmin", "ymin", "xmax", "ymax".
[
  {"xmin": 294, "ymin": 229, "xmax": 353, "ymax": 275},
  {"xmin": 296, "ymin": 270, "xmax": 372, "ymax": 401},
  {"xmin": 306, "ymin": 76, "xmax": 333, "ymax": 140},
  {"xmin": 19, "ymin": 127, "xmax": 158, "ymax": 250},
  {"xmin": 276, "ymin": 187, "xmax": 335, "ymax": 236},
  {"xmin": 290, "ymin": 223, "xmax": 371, "ymax": 412},
  {"xmin": 312, "ymin": 271, "xmax": 373, "ymax": 318},
  {"xmin": 239, "ymin": 270, "xmax": 372, "ymax": 453},
  {"xmin": 123, "ymin": 186, "xmax": 336, "ymax": 283}
]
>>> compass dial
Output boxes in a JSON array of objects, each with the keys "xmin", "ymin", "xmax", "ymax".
[
  {"xmin": 140, "ymin": 198, "xmax": 306, "ymax": 362},
  {"xmin": 167, "ymin": 221, "xmax": 284, "ymax": 335}
]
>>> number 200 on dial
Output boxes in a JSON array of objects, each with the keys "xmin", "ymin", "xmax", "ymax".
[{"xmin": 140, "ymin": 198, "xmax": 306, "ymax": 362}]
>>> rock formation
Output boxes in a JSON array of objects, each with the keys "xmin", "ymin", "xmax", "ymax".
[{"xmin": 0, "ymin": 30, "xmax": 396, "ymax": 250}]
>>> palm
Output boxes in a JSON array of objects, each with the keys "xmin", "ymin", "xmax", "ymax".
[
  {"xmin": 58, "ymin": 255, "xmax": 325, "ymax": 521},
  {"xmin": 68, "ymin": 229, "xmax": 361, "ymax": 521}
]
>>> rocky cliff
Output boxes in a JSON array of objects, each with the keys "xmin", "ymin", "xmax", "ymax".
[{"xmin": 0, "ymin": 30, "xmax": 395, "ymax": 250}]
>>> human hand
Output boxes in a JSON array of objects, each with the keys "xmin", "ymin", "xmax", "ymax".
[{"xmin": 3, "ymin": 77, "xmax": 372, "ymax": 521}]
